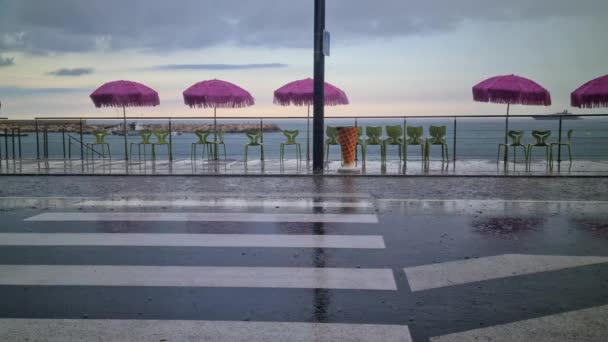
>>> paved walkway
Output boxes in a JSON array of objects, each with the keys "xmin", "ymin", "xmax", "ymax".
[
  {"xmin": 1, "ymin": 158, "xmax": 607, "ymax": 176},
  {"xmin": 0, "ymin": 176, "xmax": 607, "ymax": 341}
]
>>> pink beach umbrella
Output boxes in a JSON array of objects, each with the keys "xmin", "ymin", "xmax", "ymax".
[
  {"xmin": 183, "ymin": 79, "xmax": 255, "ymax": 159},
  {"xmin": 473, "ymin": 74, "xmax": 551, "ymax": 146},
  {"xmin": 274, "ymin": 78, "xmax": 349, "ymax": 160},
  {"xmin": 90, "ymin": 80, "xmax": 160, "ymax": 160},
  {"xmin": 571, "ymin": 74, "xmax": 608, "ymax": 108}
]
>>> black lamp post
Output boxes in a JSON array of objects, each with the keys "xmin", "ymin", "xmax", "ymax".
[{"xmin": 313, "ymin": 0, "xmax": 326, "ymax": 173}]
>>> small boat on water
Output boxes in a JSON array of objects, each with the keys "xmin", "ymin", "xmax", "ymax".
[{"xmin": 534, "ymin": 110, "xmax": 581, "ymax": 120}]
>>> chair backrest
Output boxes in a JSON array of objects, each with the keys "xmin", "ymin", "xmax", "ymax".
[
  {"xmin": 508, "ymin": 130, "xmax": 525, "ymax": 146},
  {"xmin": 428, "ymin": 125, "xmax": 447, "ymax": 144},
  {"xmin": 217, "ymin": 130, "xmax": 225, "ymax": 144},
  {"xmin": 194, "ymin": 130, "xmax": 212, "ymax": 144},
  {"xmin": 153, "ymin": 130, "xmax": 170, "ymax": 144},
  {"xmin": 385, "ymin": 125, "xmax": 403, "ymax": 143},
  {"xmin": 283, "ymin": 130, "xmax": 299, "ymax": 144},
  {"xmin": 92, "ymin": 130, "xmax": 108, "ymax": 144},
  {"xmin": 406, "ymin": 126, "xmax": 424, "ymax": 145},
  {"xmin": 326, "ymin": 126, "xmax": 338, "ymax": 144},
  {"xmin": 531, "ymin": 130, "xmax": 551, "ymax": 145},
  {"xmin": 139, "ymin": 130, "xmax": 152, "ymax": 144},
  {"xmin": 246, "ymin": 130, "xmax": 262, "ymax": 145},
  {"xmin": 365, "ymin": 126, "xmax": 383, "ymax": 145},
  {"xmin": 567, "ymin": 129, "xmax": 573, "ymax": 144}
]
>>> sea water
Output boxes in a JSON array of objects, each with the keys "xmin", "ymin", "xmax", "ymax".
[{"xmin": 7, "ymin": 117, "xmax": 608, "ymax": 161}]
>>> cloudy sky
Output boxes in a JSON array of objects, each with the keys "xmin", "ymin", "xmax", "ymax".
[{"xmin": 0, "ymin": 0, "xmax": 607, "ymax": 118}]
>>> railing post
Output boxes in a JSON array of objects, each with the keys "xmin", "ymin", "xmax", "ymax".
[
  {"xmin": 17, "ymin": 127, "xmax": 21, "ymax": 159},
  {"xmin": 11, "ymin": 128, "xmax": 16, "ymax": 159},
  {"xmin": 453, "ymin": 117, "xmax": 457, "ymax": 167},
  {"xmin": 402, "ymin": 117, "xmax": 406, "ymax": 163},
  {"xmin": 4, "ymin": 128, "xmax": 8, "ymax": 161},
  {"xmin": 35, "ymin": 119, "xmax": 40, "ymax": 160},
  {"xmin": 68, "ymin": 136, "xmax": 72, "ymax": 159},
  {"xmin": 79, "ymin": 119, "xmax": 84, "ymax": 161},
  {"xmin": 354, "ymin": 118, "xmax": 358, "ymax": 162},
  {"xmin": 62, "ymin": 127, "xmax": 66, "ymax": 159},
  {"xmin": 557, "ymin": 115, "xmax": 563, "ymax": 165},
  {"xmin": 44, "ymin": 126, "xmax": 49, "ymax": 160},
  {"xmin": 260, "ymin": 118, "xmax": 264, "ymax": 160},
  {"xmin": 168, "ymin": 118, "xmax": 173, "ymax": 161}
]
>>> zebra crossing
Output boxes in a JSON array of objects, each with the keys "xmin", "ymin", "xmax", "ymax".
[{"xmin": 1, "ymin": 193, "xmax": 608, "ymax": 341}]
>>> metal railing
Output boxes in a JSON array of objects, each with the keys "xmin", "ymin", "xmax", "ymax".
[{"xmin": 0, "ymin": 113, "xmax": 607, "ymax": 170}]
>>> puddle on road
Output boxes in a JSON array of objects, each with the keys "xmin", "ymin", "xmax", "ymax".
[
  {"xmin": 570, "ymin": 218, "xmax": 608, "ymax": 239},
  {"xmin": 472, "ymin": 216, "xmax": 546, "ymax": 239}
]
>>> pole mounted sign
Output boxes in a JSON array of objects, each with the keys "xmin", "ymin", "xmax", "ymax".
[{"xmin": 323, "ymin": 30, "xmax": 330, "ymax": 57}]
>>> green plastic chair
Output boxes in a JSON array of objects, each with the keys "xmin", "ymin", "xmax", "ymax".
[
  {"xmin": 280, "ymin": 130, "xmax": 301, "ymax": 162},
  {"xmin": 214, "ymin": 130, "xmax": 227, "ymax": 160},
  {"xmin": 404, "ymin": 126, "xmax": 425, "ymax": 162},
  {"xmin": 86, "ymin": 130, "xmax": 111, "ymax": 160},
  {"xmin": 151, "ymin": 130, "xmax": 171, "ymax": 160},
  {"xmin": 550, "ymin": 129, "xmax": 573, "ymax": 166},
  {"xmin": 325, "ymin": 126, "xmax": 339, "ymax": 161},
  {"xmin": 130, "ymin": 130, "xmax": 152, "ymax": 160},
  {"xmin": 244, "ymin": 130, "xmax": 264, "ymax": 162},
  {"xmin": 382, "ymin": 125, "xmax": 403, "ymax": 163},
  {"xmin": 526, "ymin": 130, "xmax": 551, "ymax": 166},
  {"xmin": 364, "ymin": 126, "xmax": 383, "ymax": 162},
  {"xmin": 191, "ymin": 130, "xmax": 215, "ymax": 160},
  {"xmin": 425, "ymin": 125, "xmax": 449, "ymax": 164},
  {"xmin": 497, "ymin": 130, "xmax": 528, "ymax": 164}
]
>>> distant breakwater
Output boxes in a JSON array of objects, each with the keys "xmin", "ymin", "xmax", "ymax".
[{"xmin": 0, "ymin": 121, "xmax": 281, "ymax": 134}]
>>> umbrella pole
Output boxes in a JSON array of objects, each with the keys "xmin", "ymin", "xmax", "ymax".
[
  {"xmin": 213, "ymin": 106, "xmax": 218, "ymax": 160},
  {"xmin": 504, "ymin": 103, "xmax": 510, "ymax": 164},
  {"xmin": 307, "ymin": 105, "xmax": 311, "ymax": 161},
  {"xmin": 123, "ymin": 105, "xmax": 129, "ymax": 162}
]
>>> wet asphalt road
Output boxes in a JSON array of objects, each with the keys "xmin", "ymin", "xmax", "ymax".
[{"xmin": 0, "ymin": 176, "xmax": 607, "ymax": 341}]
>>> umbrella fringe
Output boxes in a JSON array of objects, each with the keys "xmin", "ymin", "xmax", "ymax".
[
  {"xmin": 571, "ymin": 94, "xmax": 608, "ymax": 108},
  {"xmin": 185, "ymin": 98, "xmax": 255, "ymax": 109},
  {"xmin": 473, "ymin": 89, "xmax": 551, "ymax": 106},
  {"xmin": 273, "ymin": 93, "xmax": 349, "ymax": 107}
]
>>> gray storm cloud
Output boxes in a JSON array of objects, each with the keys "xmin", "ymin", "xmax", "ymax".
[
  {"xmin": 0, "ymin": 0, "xmax": 606, "ymax": 54},
  {"xmin": 47, "ymin": 67, "xmax": 94, "ymax": 77}
]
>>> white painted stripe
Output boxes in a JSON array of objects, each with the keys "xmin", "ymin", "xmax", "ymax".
[
  {"xmin": 431, "ymin": 304, "xmax": 608, "ymax": 342},
  {"xmin": 0, "ymin": 265, "xmax": 397, "ymax": 290},
  {"xmin": 0, "ymin": 319, "xmax": 412, "ymax": 342},
  {"xmin": 404, "ymin": 254, "xmax": 608, "ymax": 292},
  {"xmin": 110, "ymin": 191, "xmax": 373, "ymax": 198},
  {"xmin": 0, "ymin": 233, "xmax": 385, "ymax": 249},
  {"xmin": 76, "ymin": 199, "xmax": 372, "ymax": 209},
  {"xmin": 25, "ymin": 212, "xmax": 379, "ymax": 223}
]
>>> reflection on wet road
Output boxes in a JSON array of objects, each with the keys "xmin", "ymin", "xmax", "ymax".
[{"xmin": 0, "ymin": 184, "xmax": 607, "ymax": 341}]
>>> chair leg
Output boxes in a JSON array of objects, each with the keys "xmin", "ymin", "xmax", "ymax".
[
  {"xmin": 244, "ymin": 145, "xmax": 248, "ymax": 163},
  {"xmin": 106, "ymin": 144, "xmax": 111, "ymax": 160},
  {"xmin": 444, "ymin": 144, "xmax": 449, "ymax": 162},
  {"xmin": 568, "ymin": 145, "xmax": 572, "ymax": 163},
  {"xmin": 497, "ymin": 144, "xmax": 502, "ymax": 163},
  {"xmin": 280, "ymin": 144, "xmax": 284, "ymax": 162}
]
